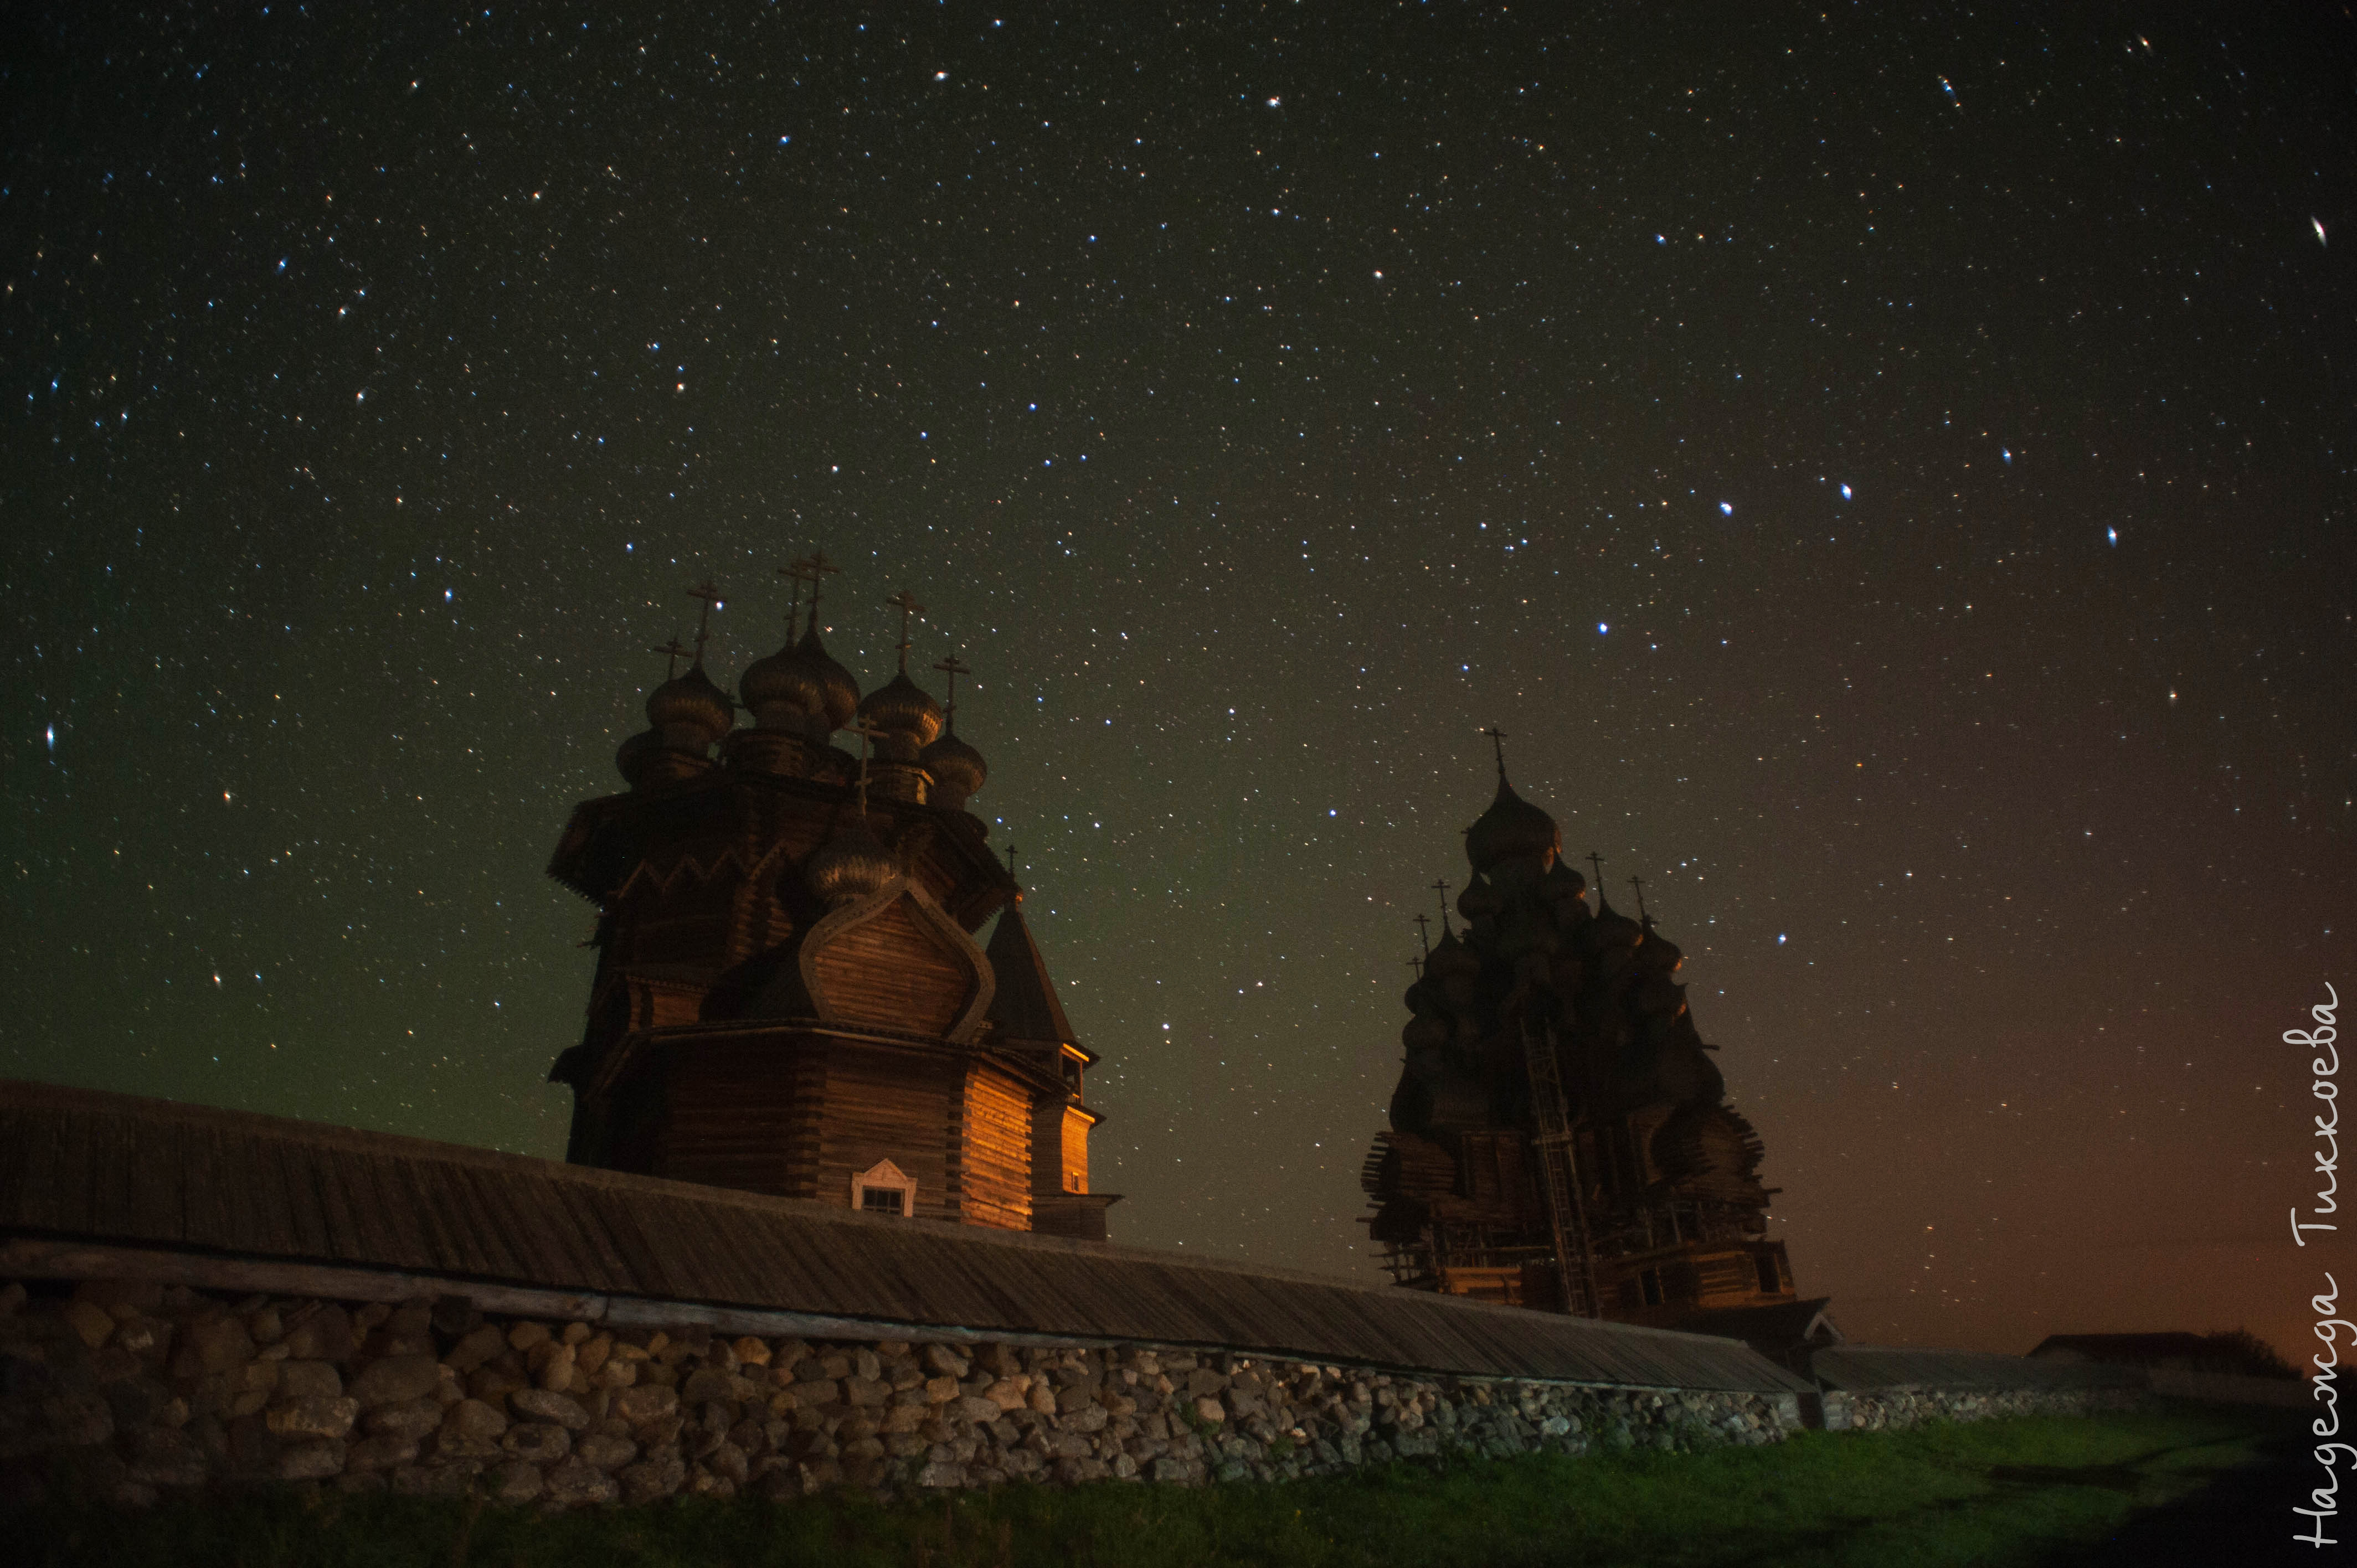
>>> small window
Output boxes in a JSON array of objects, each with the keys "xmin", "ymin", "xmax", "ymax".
[
  {"xmin": 1640, "ymin": 1268, "xmax": 1663, "ymax": 1307},
  {"xmin": 850, "ymin": 1158, "xmax": 914, "ymax": 1218},
  {"xmin": 1756, "ymin": 1253, "xmax": 1781, "ymax": 1294}
]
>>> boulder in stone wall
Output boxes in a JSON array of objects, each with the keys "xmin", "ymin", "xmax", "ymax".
[
  {"xmin": 364, "ymin": 1399, "xmax": 444, "ymax": 1440},
  {"xmin": 119, "ymin": 1422, "xmax": 207, "ymax": 1488},
  {"xmin": 277, "ymin": 1439, "xmax": 346, "ymax": 1481},
  {"xmin": 441, "ymin": 1398, "xmax": 507, "ymax": 1441},
  {"xmin": 170, "ymin": 1316, "xmax": 256, "ymax": 1380},
  {"xmin": 619, "ymin": 1452, "xmax": 686, "ymax": 1504},
  {"xmin": 61, "ymin": 1299, "xmax": 116, "ymax": 1352},
  {"xmin": 505, "ymin": 1422, "xmax": 572, "ymax": 1464},
  {"xmin": 488, "ymin": 1458, "xmax": 542, "ymax": 1504},
  {"xmin": 575, "ymin": 1431, "xmax": 636, "ymax": 1471},
  {"xmin": 344, "ymin": 1432, "xmax": 420, "ymax": 1471},
  {"xmin": 279, "ymin": 1306, "xmax": 353, "ymax": 1365},
  {"xmin": 267, "ymin": 1396, "xmax": 358, "ymax": 1440},
  {"xmin": 392, "ymin": 1459, "xmax": 481, "ymax": 1496},
  {"xmin": 511, "ymin": 1388, "xmax": 590, "ymax": 1430},
  {"xmin": 612, "ymin": 1384, "xmax": 678, "ymax": 1427},
  {"xmin": 276, "ymin": 1360, "xmax": 341, "ymax": 1402},
  {"xmin": 347, "ymin": 1355, "xmax": 441, "ymax": 1410},
  {"xmin": 444, "ymin": 1325, "xmax": 506, "ymax": 1374}
]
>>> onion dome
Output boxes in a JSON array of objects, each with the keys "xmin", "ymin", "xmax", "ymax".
[
  {"xmin": 1401, "ymin": 1013, "xmax": 1450, "ymax": 1053},
  {"xmin": 804, "ymin": 628, "xmax": 862, "ymax": 731},
  {"xmin": 614, "ymin": 728, "xmax": 662, "ymax": 786},
  {"xmin": 1542, "ymin": 858, "xmax": 1588, "ymax": 902},
  {"xmin": 920, "ymin": 723, "xmax": 986, "ymax": 805},
  {"xmin": 646, "ymin": 662, "xmax": 734, "ymax": 753},
  {"xmin": 1464, "ymin": 773, "xmax": 1561, "ymax": 874},
  {"xmin": 1589, "ymin": 894, "xmax": 1643, "ymax": 948},
  {"xmin": 1423, "ymin": 927, "xmax": 1481, "ymax": 986},
  {"xmin": 802, "ymin": 816, "xmax": 898, "ymax": 906},
  {"xmin": 739, "ymin": 642, "xmax": 824, "ymax": 728},
  {"xmin": 856, "ymin": 669, "xmax": 944, "ymax": 756},
  {"xmin": 1455, "ymin": 879, "xmax": 1504, "ymax": 926},
  {"xmin": 741, "ymin": 626, "xmax": 861, "ymax": 733}
]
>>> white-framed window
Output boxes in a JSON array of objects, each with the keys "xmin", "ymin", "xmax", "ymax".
[{"xmin": 852, "ymin": 1159, "xmax": 914, "ymax": 1218}]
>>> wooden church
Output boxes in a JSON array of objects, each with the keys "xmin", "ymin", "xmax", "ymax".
[
  {"xmin": 545, "ymin": 558, "xmax": 1116, "ymax": 1239},
  {"xmin": 1361, "ymin": 735, "xmax": 1804, "ymax": 1329}
]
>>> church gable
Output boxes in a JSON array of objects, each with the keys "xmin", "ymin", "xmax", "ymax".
[{"xmin": 799, "ymin": 878, "xmax": 994, "ymax": 1041}]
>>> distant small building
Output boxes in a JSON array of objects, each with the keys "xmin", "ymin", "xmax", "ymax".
[
  {"xmin": 545, "ymin": 563, "xmax": 1115, "ymax": 1238},
  {"xmin": 2028, "ymin": 1333, "xmax": 2222, "ymax": 1369},
  {"xmin": 1360, "ymin": 740, "xmax": 1807, "ymax": 1329}
]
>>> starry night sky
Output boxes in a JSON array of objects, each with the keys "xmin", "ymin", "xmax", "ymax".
[{"xmin": 7, "ymin": 4, "xmax": 2354, "ymax": 1363}]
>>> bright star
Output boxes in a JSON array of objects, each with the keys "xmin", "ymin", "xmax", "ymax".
[
  {"xmin": 2315, "ymin": 217, "xmax": 2329, "ymax": 247},
  {"xmin": 1718, "ymin": 501, "xmax": 1733, "ymax": 515},
  {"xmin": 1840, "ymin": 483, "xmax": 1853, "ymax": 499}
]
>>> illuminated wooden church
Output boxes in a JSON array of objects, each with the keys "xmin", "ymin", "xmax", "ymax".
[
  {"xmin": 545, "ymin": 558, "xmax": 1114, "ymax": 1238},
  {"xmin": 1361, "ymin": 733, "xmax": 1799, "ymax": 1327}
]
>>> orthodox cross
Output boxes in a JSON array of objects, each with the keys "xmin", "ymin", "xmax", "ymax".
[
  {"xmin": 1480, "ymin": 724, "xmax": 1509, "ymax": 780},
  {"xmin": 1628, "ymin": 874, "xmax": 1649, "ymax": 922},
  {"xmin": 685, "ymin": 580, "xmax": 723, "ymax": 664},
  {"xmin": 780, "ymin": 550, "xmax": 840, "ymax": 637},
  {"xmin": 649, "ymin": 636, "xmax": 694, "ymax": 680},
  {"xmin": 1430, "ymin": 877, "xmax": 1453, "ymax": 936},
  {"xmin": 1585, "ymin": 850, "xmax": 1607, "ymax": 889},
  {"xmin": 885, "ymin": 589, "xmax": 926, "ymax": 671},
  {"xmin": 1404, "ymin": 955, "xmax": 1424, "ymax": 979},
  {"xmin": 932, "ymin": 653, "xmax": 972, "ymax": 724},
  {"xmin": 1412, "ymin": 912, "xmax": 1432, "ymax": 959},
  {"xmin": 1004, "ymin": 843, "xmax": 1021, "ymax": 880},
  {"xmin": 847, "ymin": 719, "xmax": 884, "ymax": 812},
  {"xmin": 775, "ymin": 562, "xmax": 806, "ymax": 641}
]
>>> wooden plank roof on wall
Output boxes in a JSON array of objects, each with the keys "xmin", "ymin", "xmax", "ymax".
[
  {"xmin": 0, "ymin": 1080, "xmax": 1810, "ymax": 1394},
  {"xmin": 1808, "ymin": 1346, "xmax": 2145, "ymax": 1392}
]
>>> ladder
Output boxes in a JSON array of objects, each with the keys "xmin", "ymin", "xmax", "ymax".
[{"xmin": 1522, "ymin": 1018, "xmax": 1602, "ymax": 1317}]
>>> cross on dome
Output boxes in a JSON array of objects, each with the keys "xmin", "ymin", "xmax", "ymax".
[
  {"xmin": 1480, "ymin": 724, "xmax": 1509, "ymax": 779},
  {"xmin": 932, "ymin": 653, "xmax": 972, "ymax": 718},
  {"xmin": 685, "ymin": 580, "xmax": 723, "ymax": 664},
  {"xmin": 780, "ymin": 549, "xmax": 841, "ymax": 637},
  {"xmin": 885, "ymin": 589, "xmax": 927, "ymax": 670}
]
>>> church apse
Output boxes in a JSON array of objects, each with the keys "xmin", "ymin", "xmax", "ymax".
[{"xmin": 1361, "ymin": 730, "xmax": 1799, "ymax": 1328}]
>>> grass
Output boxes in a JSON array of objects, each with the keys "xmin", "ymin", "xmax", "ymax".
[{"xmin": 13, "ymin": 1403, "xmax": 2296, "ymax": 1568}]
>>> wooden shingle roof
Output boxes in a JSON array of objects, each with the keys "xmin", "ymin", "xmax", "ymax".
[{"xmin": 0, "ymin": 1080, "xmax": 1809, "ymax": 1394}]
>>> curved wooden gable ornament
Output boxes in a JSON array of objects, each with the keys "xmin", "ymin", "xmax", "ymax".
[{"xmin": 795, "ymin": 874, "xmax": 996, "ymax": 1043}]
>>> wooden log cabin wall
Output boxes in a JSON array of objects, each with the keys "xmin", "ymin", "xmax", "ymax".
[
  {"xmin": 545, "ymin": 562, "xmax": 1118, "ymax": 1240},
  {"xmin": 1360, "ymin": 736, "xmax": 1818, "ymax": 1337}
]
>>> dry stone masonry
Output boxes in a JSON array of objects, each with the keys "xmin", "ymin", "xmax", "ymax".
[{"xmin": 0, "ymin": 1279, "xmax": 2118, "ymax": 1511}]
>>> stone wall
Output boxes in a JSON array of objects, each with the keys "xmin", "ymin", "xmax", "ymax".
[
  {"xmin": 1822, "ymin": 1386, "xmax": 2147, "ymax": 1432},
  {"xmin": 0, "ymin": 1278, "xmax": 2114, "ymax": 1513}
]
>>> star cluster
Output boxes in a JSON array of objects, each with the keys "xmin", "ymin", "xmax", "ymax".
[{"xmin": 6, "ymin": 4, "xmax": 2354, "ymax": 1359}]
